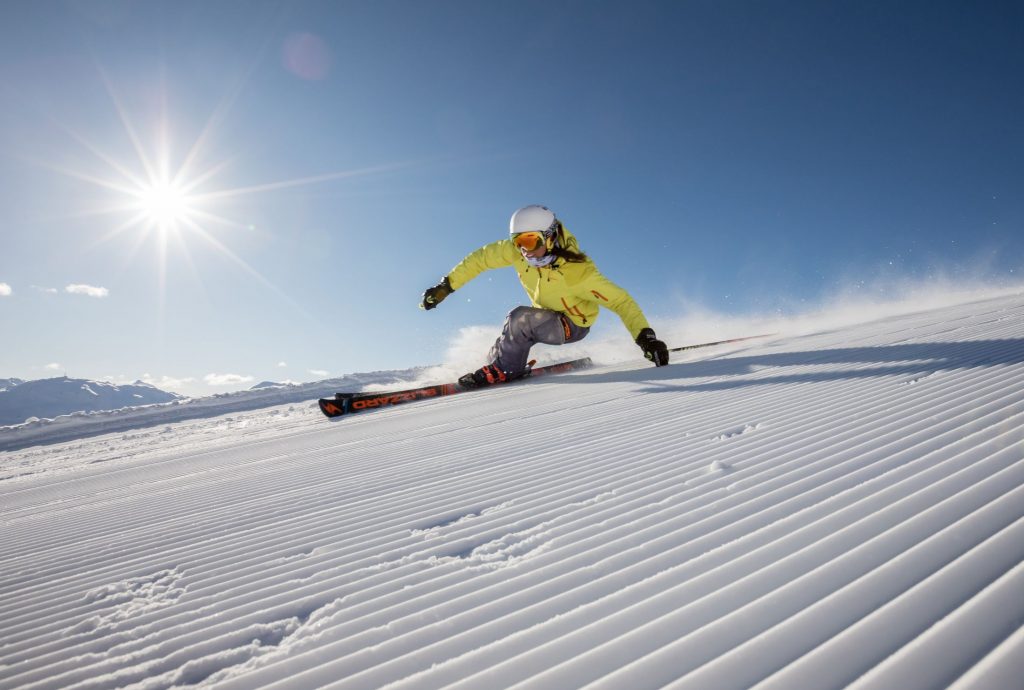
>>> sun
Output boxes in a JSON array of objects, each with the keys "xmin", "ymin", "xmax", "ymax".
[{"xmin": 135, "ymin": 178, "xmax": 193, "ymax": 231}]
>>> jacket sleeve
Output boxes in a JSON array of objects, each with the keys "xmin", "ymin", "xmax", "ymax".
[
  {"xmin": 446, "ymin": 240, "xmax": 518, "ymax": 291},
  {"xmin": 578, "ymin": 264, "xmax": 651, "ymax": 339}
]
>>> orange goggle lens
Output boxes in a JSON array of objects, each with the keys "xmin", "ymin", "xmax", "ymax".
[{"xmin": 513, "ymin": 232, "xmax": 545, "ymax": 251}]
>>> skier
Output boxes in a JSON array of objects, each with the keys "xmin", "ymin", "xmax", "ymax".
[{"xmin": 420, "ymin": 204, "xmax": 669, "ymax": 389}]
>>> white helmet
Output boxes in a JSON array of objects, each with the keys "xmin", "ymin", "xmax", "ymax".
[{"xmin": 509, "ymin": 204, "xmax": 558, "ymax": 237}]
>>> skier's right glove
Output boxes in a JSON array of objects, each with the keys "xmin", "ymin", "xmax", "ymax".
[
  {"xmin": 636, "ymin": 328, "xmax": 669, "ymax": 366},
  {"xmin": 420, "ymin": 276, "xmax": 453, "ymax": 310}
]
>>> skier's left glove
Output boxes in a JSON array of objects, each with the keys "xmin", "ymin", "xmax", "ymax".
[
  {"xmin": 636, "ymin": 328, "xmax": 669, "ymax": 366},
  {"xmin": 420, "ymin": 276, "xmax": 453, "ymax": 310}
]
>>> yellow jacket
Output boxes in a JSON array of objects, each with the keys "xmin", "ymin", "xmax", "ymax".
[{"xmin": 446, "ymin": 226, "xmax": 651, "ymax": 339}]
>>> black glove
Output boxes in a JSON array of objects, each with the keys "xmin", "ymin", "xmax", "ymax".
[
  {"xmin": 420, "ymin": 276, "xmax": 453, "ymax": 310},
  {"xmin": 636, "ymin": 328, "xmax": 669, "ymax": 366}
]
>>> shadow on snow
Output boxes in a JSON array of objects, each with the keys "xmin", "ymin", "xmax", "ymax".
[{"xmin": 580, "ymin": 339, "xmax": 1024, "ymax": 393}]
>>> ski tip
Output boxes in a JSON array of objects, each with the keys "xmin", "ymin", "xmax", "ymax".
[{"xmin": 318, "ymin": 397, "xmax": 348, "ymax": 418}]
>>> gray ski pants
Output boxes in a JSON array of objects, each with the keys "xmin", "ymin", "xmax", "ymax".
[{"xmin": 489, "ymin": 306, "xmax": 590, "ymax": 375}]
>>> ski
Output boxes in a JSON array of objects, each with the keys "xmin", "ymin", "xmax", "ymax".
[{"xmin": 318, "ymin": 356, "xmax": 593, "ymax": 418}]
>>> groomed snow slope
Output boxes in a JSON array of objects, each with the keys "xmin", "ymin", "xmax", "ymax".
[{"xmin": 2, "ymin": 293, "xmax": 1023, "ymax": 690}]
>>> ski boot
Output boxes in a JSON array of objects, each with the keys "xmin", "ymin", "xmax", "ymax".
[
  {"xmin": 457, "ymin": 361, "xmax": 537, "ymax": 390},
  {"xmin": 457, "ymin": 363, "xmax": 508, "ymax": 389}
]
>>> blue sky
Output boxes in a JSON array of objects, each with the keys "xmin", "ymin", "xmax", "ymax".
[{"xmin": 1, "ymin": 1, "xmax": 1022, "ymax": 396}]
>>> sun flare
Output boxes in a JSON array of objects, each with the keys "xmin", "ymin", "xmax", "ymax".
[{"xmin": 52, "ymin": 72, "xmax": 417, "ymax": 305}]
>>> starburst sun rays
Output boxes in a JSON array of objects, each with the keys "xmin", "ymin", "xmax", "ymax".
[{"xmin": 47, "ymin": 72, "xmax": 419, "ymax": 305}]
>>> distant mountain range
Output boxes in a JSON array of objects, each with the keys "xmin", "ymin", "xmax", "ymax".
[{"xmin": 0, "ymin": 377, "xmax": 184, "ymax": 427}]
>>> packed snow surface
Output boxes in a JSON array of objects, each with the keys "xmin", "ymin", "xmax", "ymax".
[{"xmin": 2, "ymin": 293, "xmax": 1023, "ymax": 689}]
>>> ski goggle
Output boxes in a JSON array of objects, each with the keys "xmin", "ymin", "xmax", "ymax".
[{"xmin": 512, "ymin": 232, "xmax": 546, "ymax": 251}]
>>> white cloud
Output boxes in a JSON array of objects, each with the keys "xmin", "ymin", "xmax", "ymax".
[
  {"xmin": 66, "ymin": 284, "xmax": 110, "ymax": 298},
  {"xmin": 277, "ymin": 361, "xmax": 288, "ymax": 368},
  {"xmin": 204, "ymin": 373, "xmax": 255, "ymax": 386},
  {"xmin": 44, "ymin": 362, "xmax": 62, "ymax": 371},
  {"xmin": 0, "ymin": 283, "xmax": 11, "ymax": 296},
  {"xmin": 140, "ymin": 374, "xmax": 196, "ymax": 391},
  {"xmin": 308, "ymin": 369, "xmax": 329, "ymax": 377},
  {"xmin": 32, "ymin": 285, "xmax": 58, "ymax": 294}
]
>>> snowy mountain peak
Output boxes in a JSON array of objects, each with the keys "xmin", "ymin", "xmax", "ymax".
[
  {"xmin": 250, "ymin": 380, "xmax": 294, "ymax": 390},
  {"xmin": 0, "ymin": 377, "xmax": 25, "ymax": 392},
  {"xmin": 0, "ymin": 376, "xmax": 183, "ymax": 427}
]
